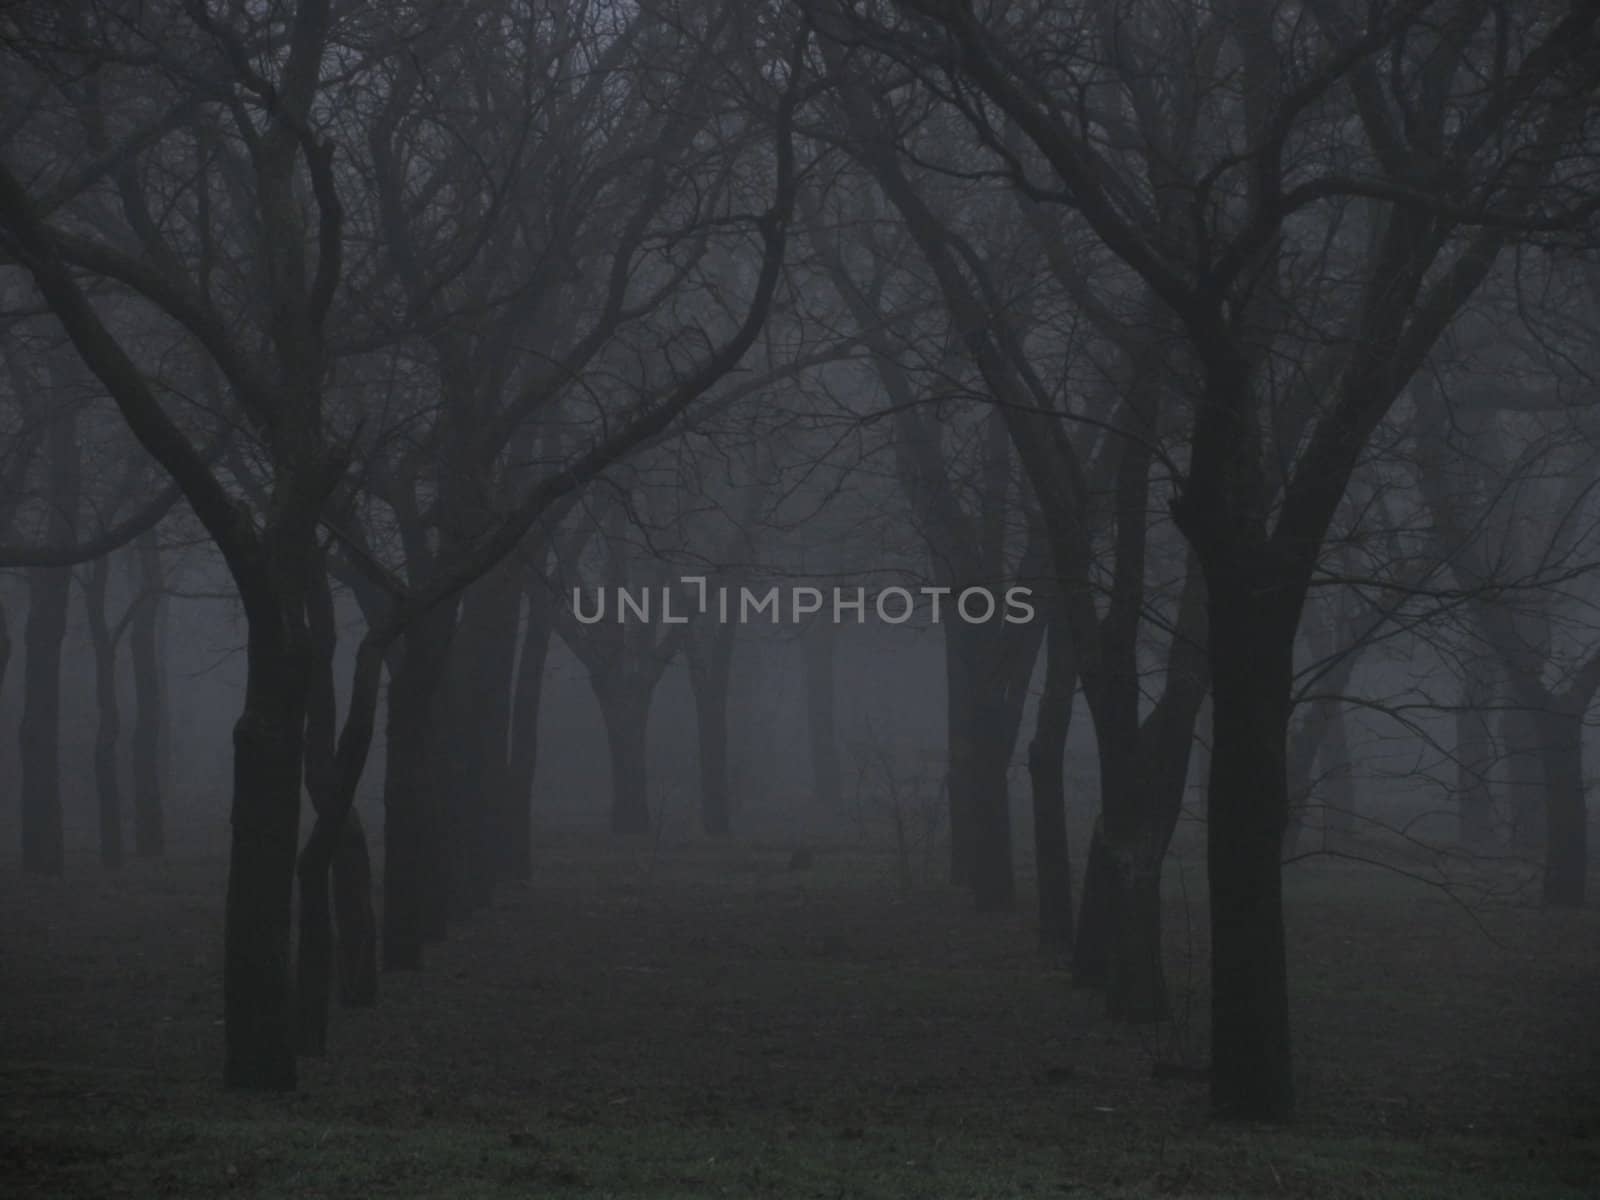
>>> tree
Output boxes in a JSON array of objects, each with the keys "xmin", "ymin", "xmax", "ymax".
[{"xmin": 812, "ymin": 0, "xmax": 1600, "ymax": 1119}]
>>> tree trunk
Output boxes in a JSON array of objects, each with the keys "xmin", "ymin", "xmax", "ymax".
[
  {"xmin": 420, "ymin": 675, "xmax": 451, "ymax": 942},
  {"xmin": 804, "ymin": 617, "xmax": 842, "ymax": 812},
  {"xmin": 19, "ymin": 406, "xmax": 77, "ymax": 876},
  {"xmin": 19, "ymin": 569, "xmax": 71, "ymax": 876},
  {"xmin": 1073, "ymin": 817, "xmax": 1113, "ymax": 986},
  {"xmin": 1501, "ymin": 706, "xmax": 1547, "ymax": 851},
  {"xmin": 332, "ymin": 808, "xmax": 378, "ymax": 1005},
  {"xmin": 1095, "ymin": 721, "xmax": 1194, "ymax": 1023},
  {"xmin": 1321, "ymin": 705, "xmax": 1355, "ymax": 846},
  {"xmin": 1106, "ymin": 850, "xmax": 1165, "ymax": 1022},
  {"xmin": 689, "ymin": 618, "xmax": 738, "ymax": 837},
  {"xmin": 1454, "ymin": 667, "xmax": 1497, "ymax": 848},
  {"xmin": 295, "ymin": 557, "xmax": 378, "ymax": 1057},
  {"xmin": 294, "ymin": 843, "xmax": 333, "ymax": 1057},
  {"xmin": 82, "ymin": 557, "xmax": 123, "ymax": 871},
  {"xmin": 500, "ymin": 586, "xmax": 551, "ymax": 880},
  {"xmin": 944, "ymin": 627, "xmax": 977, "ymax": 889},
  {"xmin": 0, "ymin": 602, "xmax": 10, "ymax": 712},
  {"xmin": 223, "ymin": 623, "xmax": 311, "ymax": 1090},
  {"xmin": 1205, "ymin": 586, "xmax": 1295, "ymax": 1121},
  {"xmin": 1537, "ymin": 706, "xmax": 1587, "ymax": 908},
  {"xmin": 1074, "ymin": 716, "xmax": 1202, "ymax": 1007},
  {"xmin": 129, "ymin": 530, "xmax": 165, "ymax": 857},
  {"xmin": 599, "ymin": 687, "xmax": 652, "ymax": 835},
  {"xmin": 382, "ymin": 608, "xmax": 454, "ymax": 969},
  {"xmin": 969, "ymin": 700, "xmax": 1016, "ymax": 912},
  {"xmin": 1027, "ymin": 608, "xmax": 1076, "ymax": 950},
  {"xmin": 440, "ymin": 566, "xmax": 521, "ymax": 918}
]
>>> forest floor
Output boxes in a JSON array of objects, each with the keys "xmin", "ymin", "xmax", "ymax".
[{"xmin": 1, "ymin": 834, "xmax": 1597, "ymax": 1198}]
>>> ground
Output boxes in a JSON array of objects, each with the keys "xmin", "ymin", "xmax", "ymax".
[{"xmin": 1, "ymin": 836, "xmax": 1597, "ymax": 1197}]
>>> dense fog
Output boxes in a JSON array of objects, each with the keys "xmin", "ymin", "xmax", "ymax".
[{"xmin": 2, "ymin": 2, "xmax": 1598, "ymax": 1195}]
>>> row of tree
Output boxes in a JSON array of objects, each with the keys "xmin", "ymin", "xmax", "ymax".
[{"xmin": 3, "ymin": 0, "xmax": 1598, "ymax": 1124}]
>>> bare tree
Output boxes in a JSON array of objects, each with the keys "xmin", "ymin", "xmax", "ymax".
[{"xmin": 810, "ymin": 0, "xmax": 1600, "ymax": 1120}]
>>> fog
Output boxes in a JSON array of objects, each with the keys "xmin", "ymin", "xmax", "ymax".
[{"xmin": 1, "ymin": 1, "xmax": 1598, "ymax": 1195}]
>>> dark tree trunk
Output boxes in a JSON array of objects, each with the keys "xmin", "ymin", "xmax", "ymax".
[
  {"xmin": 689, "ymin": 616, "xmax": 739, "ymax": 837},
  {"xmin": 500, "ymin": 585, "xmax": 551, "ymax": 880},
  {"xmin": 223, "ymin": 622, "xmax": 311, "ymax": 1090},
  {"xmin": 1320, "ymin": 705, "xmax": 1355, "ymax": 845},
  {"xmin": 332, "ymin": 808, "xmax": 378, "ymax": 1005},
  {"xmin": 944, "ymin": 627, "xmax": 978, "ymax": 889},
  {"xmin": 446, "ymin": 565, "xmax": 521, "ymax": 917},
  {"xmin": 0, "ymin": 602, "xmax": 10, "ymax": 710},
  {"xmin": 129, "ymin": 531, "xmax": 165, "ymax": 858},
  {"xmin": 1073, "ymin": 818, "xmax": 1113, "ymax": 986},
  {"xmin": 1501, "ymin": 706, "xmax": 1547, "ymax": 851},
  {"xmin": 1455, "ymin": 668, "xmax": 1497, "ymax": 848},
  {"xmin": 297, "ymin": 805, "xmax": 377, "ymax": 1050},
  {"xmin": 1106, "ymin": 851, "xmax": 1165, "ymax": 1021},
  {"xmin": 420, "ymin": 675, "xmax": 452, "ymax": 942},
  {"xmin": 951, "ymin": 597, "xmax": 1045, "ymax": 914},
  {"xmin": 1205, "ymin": 585, "xmax": 1295, "ymax": 1121},
  {"xmin": 1283, "ymin": 699, "xmax": 1343, "ymax": 859},
  {"xmin": 599, "ymin": 687, "xmax": 652, "ymax": 835},
  {"xmin": 82, "ymin": 557, "xmax": 123, "ymax": 871},
  {"xmin": 0, "ymin": 602, "xmax": 10, "ymax": 826},
  {"xmin": 295, "ymin": 557, "xmax": 377, "ymax": 1056},
  {"xmin": 382, "ymin": 607, "xmax": 454, "ymax": 969},
  {"xmin": 19, "ymin": 406, "xmax": 77, "ymax": 876},
  {"xmin": 295, "ymin": 555, "xmax": 340, "ymax": 1056},
  {"xmin": 1096, "ymin": 723, "xmax": 1194, "ymax": 1023},
  {"xmin": 1537, "ymin": 706, "xmax": 1587, "ymax": 908},
  {"xmin": 1075, "ymin": 587, "xmax": 1206, "ymax": 1016},
  {"xmin": 1027, "ymin": 607, "xmax": 1076, "ymax": 950},
  {"xmin": 969, "ymin": 699, "xmax": 1017, "ymax": 912},
  {"xmin": 804, "ymin": 617, "xmax": 842, "ymax": 813},
  {"xmin": 295, "ymin": 847, "xmax": 333, "ymax": 1057}
]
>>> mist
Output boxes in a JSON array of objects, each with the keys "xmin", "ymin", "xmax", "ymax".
[{"xmin": 2, "ymin": 1, "xmax": 1598, "ymax": 1195}]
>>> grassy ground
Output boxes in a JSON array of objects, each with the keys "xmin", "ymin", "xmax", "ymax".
[{"xmin": 1, "ymin": 837, "xmax": 1597, "ymax": 1197}]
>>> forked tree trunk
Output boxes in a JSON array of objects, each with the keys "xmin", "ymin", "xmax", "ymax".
[
  {"xmin": 296, "ymin": 807, "xmax": 378, "ymax": 1052},
  {"xmin": 129, "ymin": 531, "xmax": 166, "ymax": 857},
  {"xmin": 83, "ymin": 556, "xmax": 123, "ymax": 870},
  {"xmin": 1095, "ymin": 720, "xmax": 1195, "ymax": 1023},
  {"xmin": 296, "ymin": 560, "xmax": 377, "ymax": 1055}
]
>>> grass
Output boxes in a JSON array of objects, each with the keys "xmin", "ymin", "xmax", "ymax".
[{"xmin": 2, "ymin": 836, "xmax": 1597, "ymax": 1197}]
